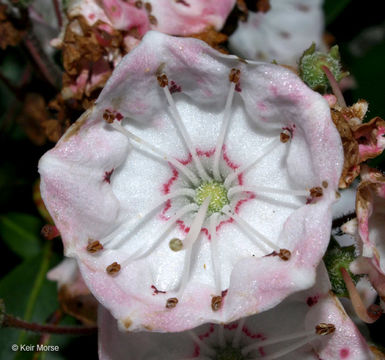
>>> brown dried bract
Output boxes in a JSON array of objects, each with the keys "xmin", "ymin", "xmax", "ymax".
[
  {"xmin": 166, "ymin": 297, "xmax": 178, "ymax": 309},
  {"xmin": 157, "ymin": 74, "xmax": 169, "ymax": 88},
  {"xmin": 330, "ymin": 100, "xmax": 385, "ymax": 188},
  {"xmin": 315, "ymin": 323, "xmax": 335, "ymax": 336},
  {"xmin": 0, "ymin": 4, "xmax": 25, "ymax": 50},
  {"xmin": 256, "ymin": 0, "xmax": 271, "ymax": 13},
  {"xmin": 211, "ymin": 296, "xmax": 223, "ymax": 311},
  {"xmin": 229, "ymin": 68, "xmax": 241, "ymax": 83},
  {"xmin": 86, "ymin": 240, "xmax": 103, "ymax": 253},
  {"xmin": 106, "ymin": 262, "xmax": 121, "ymax": 275},
  {"xmin": 16, "ymin": 93, "xmax": 50, "ymax": 146},
  {"xmin": 190, "ymin": 27, "xmax": 228, "ymax": 53}
]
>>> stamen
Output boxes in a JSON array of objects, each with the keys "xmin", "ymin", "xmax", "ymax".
[
  {"xmin": 86, "ymin": 239, "xmax": 103, "ymax": 253},
  {"xmin": 182, "ymin": 197, "xmax": 211, "ymax": 249},
  {"xmin": 109, "ymin": 121, "xmax": 200, "ymax": 186},
  {"xmin": 104, "ymin": 188, "xmax": 196, "ymax": 249},
  {"xmin": 212, "ymin": 70, "xmax": 237, "ymax": 181},
  {"xmin": 175, "ymin": 198, "xmax": 211, "ymax": 297},
  {"xmin": 310, "ymin": 187, "xmax": 323, "ymax": 198},
  {"xmin": 188, "ymin": 331, "xmax": 216, "ymax": 356},
  {"xmin": 162, "ymin": 83, "xmax": 211, "ymax": 182},
  {"xmin": 211, "ymin": 296, "xmax": 223, "ymax": 311},
  {"xmin": 209, "ymin": 213, "xmax": 222, "ymax": 294},
  {"xmin": 252, "ymin": 194, "xmax": 300, "ymax": 210},
  {"xmin": 132, "ymin": 203, "xmax": 199, "ymax": 260},
  {"xmin": 165, "ymin": 297, "xmax": 178, "ymax": 309},
  {"xmin": 218, "ymin": 324, "xmax": 226, "ymax": 348},
  {"xmin": 340, "ymin": 267, "xmax": 382, "ymax": 323},
  {"xmin": 222, "ymin": 206, "xmax": 280, "ymax": 253},
  {"xmin": 224, "ymin": 138, "xmax": 280, "ymax": 188},
  {"xmin": 246, "ymin": 323, "xmax": 335, "ymax": 359},
  {"xmin": 169, "ymin": 238, "xmax": 183, "ymax": 251},
  {"xmin": 106, "ymin": 262, "xmax": 121, "ymax": 275},
  {"xmin": 228, "ymin": 185, "xmax": 309, "ymax": 198},
  {"xmin": 232, "ymin": 317, "xmax": 246, "ymax": 348}
]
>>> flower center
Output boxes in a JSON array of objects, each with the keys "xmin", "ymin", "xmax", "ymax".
[
  {"xmin": 194, "ymin": 181, "xmax": 229, "ymax": 215},
  {"xmin": 214, "ymin": 345, "xmax": 244, "ymax": 360}
]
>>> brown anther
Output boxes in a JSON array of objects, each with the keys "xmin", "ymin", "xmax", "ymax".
[
  {"xmin": 229, "ymin": 68, "xmax": 241, "ymax": 83},
  {"xmin": 106, "ymin": 262, "xmax": 121, "ymax": 275},
  {"xmin": 278, "ymin": 249, "xmax": 291, "ymax": 261},
  {"xmin": 87, "ymin": 240, "xmax": 103, "ymax": 253},
  {"xmin": 149, "ymin": 15, "xmax": 158, "ymax": 25},
  {"xmin": 315, "ymin": 323, "xmax": 335, "ymax": 336},
  {"xmin": 134, "ymin": 0, "xmax": 143, "ymax": 8},
  {"xmin": 367, "ymin": 304, "xmax": 383, "ymax": 320},
  {"xmin": 322, "ymin": 181, "xmax": 329, "ymax": 188},
  {"xmin": 211, "ymin": 296, "xmax": 223, "ymax": 311},
  {"xmin": 335, "ymin": 191, "xmax": 341, "ymax": 199},
  {"xmin": 280, "ymin": 132, "xmax": 290, "ymax": 143},
  {"xmin": 103, "ymin": 110, "xmax": 114, "ymax": 123},
  {"xmin": 166, "ymin": 297, "xmax": 178, "ymax": 309},
  {"xmin": 144, "ymin": 2, "xmax": 152, "ymax": 12},
  {"xmin": 169, "ymin": 238, "xmax": 183, "ymax": 251},
  {"xmin": 310, "ymin": 187, "xmax": 323, "ymax": 198},
  {"xmin": 157, "ymin": 74, "xmax": 168, "ymax": 88}
]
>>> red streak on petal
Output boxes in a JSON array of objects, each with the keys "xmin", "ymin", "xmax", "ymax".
[
  {"xmin": 103, "ymin": 169, "xmax": 114, "ymax": 184},
  {"xmin": 162, "ymin": 167, "xmax": 179, "ymax": 194},
  {"xmin": 340, "ymin": 348, "xmax": 349, "ymax": 359},
  {"xmin": 306, "ymin": 295, "xmax": 319, "ymax": 307},
  {"xmin": 242, "ymin": 326, "xmax": 266, "ymax": 340},
  {"xmin": 222, "ymin": 145, "xmax": 239, "ymax": 170}
]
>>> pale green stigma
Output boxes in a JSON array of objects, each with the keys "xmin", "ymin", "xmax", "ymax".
[{"xmin": 194, "ymin": 181, "xmax": 229, "ymax": 214}]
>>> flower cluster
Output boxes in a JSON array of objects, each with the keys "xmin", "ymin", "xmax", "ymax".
[{"xmin": 35, "ymin": 2, "xmax": 385, "ymax": 359}]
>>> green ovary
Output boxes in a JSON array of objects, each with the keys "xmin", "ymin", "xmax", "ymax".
[
  {"xmin": 214, "ymin": 345, "xmax": 244, "ymax": 360},
  {"xmin": 194, "ymin": 181, "xmax": 229, "ymax": 214}
]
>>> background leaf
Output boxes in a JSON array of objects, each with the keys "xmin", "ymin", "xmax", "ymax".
[{"xmin": 0, "ymin": 213, "xmax": 42, "ymax": 259}]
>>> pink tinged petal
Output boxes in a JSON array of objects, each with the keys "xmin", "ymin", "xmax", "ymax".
[
  {"xmin": 39, "ymin": 108, "xmax": 130, "ymax": 254},
  {"xmin": 40, "ymin": 32, "xmax": 343, "ymax": 331},
  {"xmin": 148, "ymin": 0, "xmax": 236, "ymax": 35},
  {"xmin": 229, "ymin": 0, "xmax": 325, "ymax": 66}
]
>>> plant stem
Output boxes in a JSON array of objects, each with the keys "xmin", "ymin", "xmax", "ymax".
[{"xmin": 3, "ymin": 313, "xmax": 97, "ymax": 335}]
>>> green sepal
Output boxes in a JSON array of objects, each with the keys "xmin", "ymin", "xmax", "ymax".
[{"xmin": 323, "ymin": 237, "xmax": 360, "ymax": 298}]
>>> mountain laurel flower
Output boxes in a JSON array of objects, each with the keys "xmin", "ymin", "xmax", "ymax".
[
  {"xmin": 98, "ymin": 264, "xmax": 373, "ymax": 360},
  {"xmin": 39, "ymin": 31, "xmax": 343, "ymax": 332},
  {"xmin": 229, "ymin": 0, "xmax": 325, "ymax": 66}
]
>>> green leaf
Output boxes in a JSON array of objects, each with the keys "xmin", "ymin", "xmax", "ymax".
[
  {"xmin": 324, "ymin": 0, "xmax": 352, "ymax": 25},
  {"xmin": 0, "ymin": 213, "xmax": 42, "ymax": 259},
  {"xmin": 0, "ymin": 243, "xmax": 60, "ymax": 360}
]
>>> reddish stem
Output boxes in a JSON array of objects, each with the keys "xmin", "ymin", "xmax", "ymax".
[
  {"xmin": 321, "ymin": 65, "xmax": 347, "ymax": 108},
  {"xmin": 23, "ymin": 33, "xmax": 61, "ymax": 89},
  {"xmin": 52, "ymin": 0, "xmax": 62, "ymax": 27},
  {"xmin": 340, "ymin": 267, "xmax": 382, "ymax": 323},
  {"xmin": 2, "ymin": 314, "xmax": 97, "ymax": 335}
]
